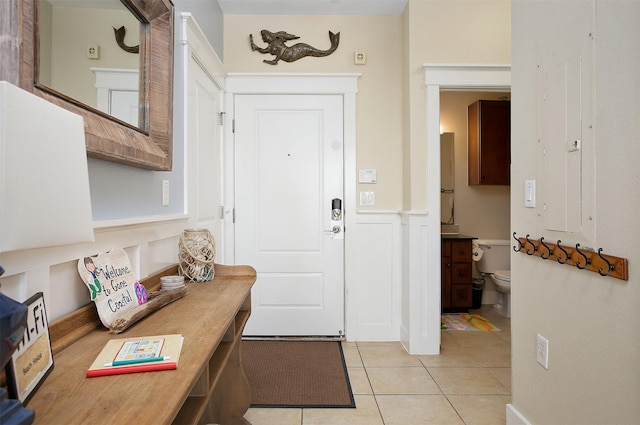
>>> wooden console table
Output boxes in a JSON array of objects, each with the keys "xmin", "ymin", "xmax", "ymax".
[{"xmin": 26, "ymin": 264, "xmax": 256, "ymax": 425}]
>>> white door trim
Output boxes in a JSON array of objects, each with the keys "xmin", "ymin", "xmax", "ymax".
[
  {"xmin": 224, "ymin": 73, "xmax": 360, "ymax": 339},
  {"xmin": 422, "ymin": 64, "xmax": 510, "ymax": 353}
]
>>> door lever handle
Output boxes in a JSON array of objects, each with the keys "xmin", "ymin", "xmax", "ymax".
[{"xmin": 324, "ymin": 225, "xmax": 341, "ymax": 234}]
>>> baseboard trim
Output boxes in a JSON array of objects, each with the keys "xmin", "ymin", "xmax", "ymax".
[{"xmin": 506, "ymin": 404, "xmax": 532, "ymax": 425}]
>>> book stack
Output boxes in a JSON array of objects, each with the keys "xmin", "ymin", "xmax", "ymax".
[{"xmin": 86, "ymin": 334, "xmax": 183, "ymax": 377}]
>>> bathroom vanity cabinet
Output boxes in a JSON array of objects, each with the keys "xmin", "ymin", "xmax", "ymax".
[
  {"xmin": 442, "ymin": 235, "xmax": 475, "ymax": 311},
  {"xmin": 468, "ymin": 100, "xmax": 511, "ymax": 185}
]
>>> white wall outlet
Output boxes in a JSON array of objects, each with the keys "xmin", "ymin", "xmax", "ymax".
[
  {"xmin": 162, "ymin": 180, "xmax": 170, "ymax": 206},
  {"xmin": 354, "ymin": 50, "xmax": 367, "ymax": 65},
  {"xmin": 537, "ymin": 333, "xmax": 549, "ymax": 369},
  {"xmin": 359, "ymin": 191, "xmax": 375, "ymax": 206}
]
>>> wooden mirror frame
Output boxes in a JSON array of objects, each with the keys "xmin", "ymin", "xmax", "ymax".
[{"xmin": 0, "ymin": 0, "xmax": 174, "ymax": 170}]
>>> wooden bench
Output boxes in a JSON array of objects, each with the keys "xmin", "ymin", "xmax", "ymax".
[{"xmin": 26, "ymin": 263, "xmax": 256, "ymax": 425}]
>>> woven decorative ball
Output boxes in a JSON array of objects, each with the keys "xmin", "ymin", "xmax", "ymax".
[{"xmin": 178, "ymin": 229, "xmax": 215, "ymax": 282}]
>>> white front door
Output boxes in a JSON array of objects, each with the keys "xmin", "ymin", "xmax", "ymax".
[{"xmin": 235, "ymin": 94, "xmax": 345, "ymax": 336}]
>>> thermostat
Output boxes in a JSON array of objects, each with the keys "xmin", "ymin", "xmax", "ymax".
[{"xmin": 359, "ymin": 169, "xmax": 376, "ymax": 183}]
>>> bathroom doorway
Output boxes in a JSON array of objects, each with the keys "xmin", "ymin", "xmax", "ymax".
[
  {"xmin": 423, "ymin": 64, "xmax": 511, "ymax": 354},
  {"xmin": 439, "ymin": 91, "xmax": 511, "ymax": 306}
]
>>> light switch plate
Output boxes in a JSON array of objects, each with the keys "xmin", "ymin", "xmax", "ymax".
[
  {"xmin": 525, "ymin": 180, "xmax": 536, "ymax": 208},
  {"xmin": 359, "ymin": 191, "xmax": 375, "ymax": 206},
  {"xmin": 162, "ymin": 180, "xmax": 170, "ymax": 206}
]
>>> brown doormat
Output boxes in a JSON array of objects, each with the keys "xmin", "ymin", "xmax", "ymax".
[{"xmin": 242, "ymin": 340, "xmax": 355, "ymax": 408}]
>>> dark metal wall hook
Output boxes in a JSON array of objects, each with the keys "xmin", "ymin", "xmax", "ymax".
[
  {"xmin": 597, "ymin": 248, "xmax": 615, "ymax": 277},
  {"xmin": 513, "ymin": 232, "xmax": 523, "ymax": 252},
  {"xmin": 556, "ymin": 240, "xmax": 570, "ymax": 264},
  {"xmin": 575, "ymin": 243, "xmax": 591, "ymax": 269},
  {"xmin": 525, "ymin": 234, "xmax": 537, "ymax": 255},
  {"xmin": 539, "ymin": 237, "xmax": 553, "ymax": 259}
]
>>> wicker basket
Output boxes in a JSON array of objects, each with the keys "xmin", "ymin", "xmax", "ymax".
[{"xmin": 178, "ymin": 229, "xmax": 215, "ymax": 282}]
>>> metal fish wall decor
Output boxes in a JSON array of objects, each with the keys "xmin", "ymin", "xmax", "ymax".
[
  {"xmin": 249, "ymin": 29, "xmax": 340, "ymax": 65},
  {"xmin": 113, "ymin": 26, "xmax": 139, "ymax": 54}
]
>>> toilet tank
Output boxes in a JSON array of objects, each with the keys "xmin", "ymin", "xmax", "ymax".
[{"xmin": 474, "ymin": 239, "xmax": 510, "ymax": 274}]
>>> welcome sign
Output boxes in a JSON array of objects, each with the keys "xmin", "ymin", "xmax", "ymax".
[{"xmin": 77, "ymin": 248, "xmax": 148, "ymax": 329}]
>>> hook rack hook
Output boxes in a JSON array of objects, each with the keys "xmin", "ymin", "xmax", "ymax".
[
  {"xmin": 597, "ymin": 248, "xmax": 615, "ymax": 277},
  {"xmin": 539, "ymin": 237, "xmax": 553, "ymax": 259},
  {"xmin": 525, "ymin": 234, "xmax": 537, "ymax": 255},
  {"xmin": 556, "ymin": 240, "xmax": 570, "ymax": 264},
  {"xmin": 513, "ymin": 232, "xmax": 523, "ymax": 252},
  {"xmin": 575, "ymin": 243, "xmax": 591, "ymax": 270}
]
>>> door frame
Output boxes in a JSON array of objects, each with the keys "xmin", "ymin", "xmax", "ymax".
[
  {"xmin": 224, "ymin": 73, "xmax": 361, "ymax": 338},
  {"xmin": 423, "ymin": 64, "xmax": 510, "ymax": 353}
]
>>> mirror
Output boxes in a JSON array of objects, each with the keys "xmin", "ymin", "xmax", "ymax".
[
  {"xmin": 38, "ymin": 0, "xmax": 141, "ymax": 127},
  {"xmin": 2, "ymin": 0, "xmax": 174, "ymax": 170},
  {"xmin": 440, "ymin": 132, "xmax": 455, "ymax": 225}
]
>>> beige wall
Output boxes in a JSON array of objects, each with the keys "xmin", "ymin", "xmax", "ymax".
[
  {"xmin": 404, "ymin": 0, "xmax": 511, "ymax": 211},
  {"xmin": 440, "ymin": 91, "xmax": 510, "ymax": 240},
  {"xmin": 224, "ymin": 15, "xmax": 404, "ymax": 210},
  {"xmin": 223, "ymin": 1, "xmax": 511, "ymax": 212},
  {"xmin": 511, "ymin": 1, "xmax": 640, "ymax": 423}
]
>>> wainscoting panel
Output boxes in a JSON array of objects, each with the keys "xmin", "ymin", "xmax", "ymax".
[
  {"xmin": 0, "ymin": 218, "xmax": 190, "ymax": 322},
  {"xmin": 352, "ymin": 212, "xmax": 402, "ymax": 341},
  {"xmin": 400, "ymin": 212, "xmax": 440, "ymax": 354}
]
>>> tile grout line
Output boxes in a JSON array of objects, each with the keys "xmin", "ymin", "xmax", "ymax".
[
  {"xmin": 419, "ymin": 356, "xmax": 468, "ymax": 424},
  {"xmin": 355, "ymin": 341, "xmax": 388, "ymax": 425}
]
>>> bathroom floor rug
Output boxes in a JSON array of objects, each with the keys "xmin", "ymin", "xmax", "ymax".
[{"xmin": 441, "ymin": 314, "xmax": 500, "ymax": 331}]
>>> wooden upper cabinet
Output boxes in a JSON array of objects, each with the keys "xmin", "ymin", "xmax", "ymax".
[{"xmin": 468, "ymin": 100, "xmax": 511, "ymax": 185}]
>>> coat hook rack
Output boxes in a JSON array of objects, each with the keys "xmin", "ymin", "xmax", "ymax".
[{"xmin": 512, "ymin": 233, "xmax": 628, "ymax": 281}]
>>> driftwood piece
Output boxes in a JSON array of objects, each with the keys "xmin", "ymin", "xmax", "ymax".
[{"xmin": 109, "ymin": 286, "xmax": 188, "ymax": 334}]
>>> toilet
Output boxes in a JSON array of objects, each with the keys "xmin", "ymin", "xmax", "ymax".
[{"xmin": 473, "ymin": 239, "xmax": 511, "ymax": 317}]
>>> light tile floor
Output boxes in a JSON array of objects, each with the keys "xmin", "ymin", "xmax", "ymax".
[{"xmin": 245, "ymin": 306, "xmax": 511, "ymax": 425}]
